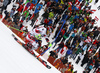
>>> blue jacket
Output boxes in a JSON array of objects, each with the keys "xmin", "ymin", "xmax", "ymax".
[
  {"xmin": 74, "ymin": 15, "xmax": 79, "ymax": 19},
  {"xmin": 62, "ymin": 14, "xmax": 68, "ymax": 20},
  {"xmin": 32, "ymin": 0, "xmax": 38, "ymax": 5},
  {"xmin": 34, "ymin": 3, "xmax": 43, "ymax": 14},
  {"xmin": 48, "ymin": 19, "xmax": 52, "ymax": 25},
  {"xmin": 72, "ymin": 5, "xmax": 75, "ymax": 10},
  {"xmin": 66, "ymin": 49, "xmax": 72, "ymax": 55},
  {"xmin": 54, "ymin": 0, "xmax": 58, "ymax": 2},
  {"xmin": 71, "ymin": 33, "xmax": 75, "ymax": 38},
  {"xmin": 69, "ymin": 24, "xmax": 74, "ymax": 31},
  {"xmin": 79, "ymin": 0, "xmax": 82, "ymax": 2}
]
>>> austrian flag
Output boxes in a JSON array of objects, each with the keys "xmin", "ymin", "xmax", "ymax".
[
  {"xmin": 84, "ymin": 36, "xmax": 92, "ymax": 43},
  {"xmin": 68, "ymin": 2, "xmax": 72, "ymax": 6},
  {"xmin": 87, "ymin": 9, "xmax": 96, "ymax": 14},
  {"xmin": 94, "ymin": 16, "xmax": 99, "ymax": 21}
]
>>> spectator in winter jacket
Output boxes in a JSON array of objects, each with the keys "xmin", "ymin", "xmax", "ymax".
[
  {"xmin": 62, "ymin": 31, "xmax": 70, "ymax": 42},
  {"xmin": 65, "ymin": 65, "xmax": 74, "ymax": 73},
  {"xmin": 81, "ymin": 51, "xmax": 89, "ymax": 67},
  {"xmin": 22, "ymin": 18, "xmax": 30, "ymax": 27},
  {"xmin": 68, "ymin": 32, "xmax": 75, "ymax": 41},
  {"xmin": 34, "ymin": 2, "xmax": 43, "ymax": 14},
  {"xmin": 10, "ymin": 8, "xmax": 16, "ymax": 17},
  {"xmin": 20, "ymin": 14, "xmax": 26, "ymax": 23},
  {"xmin": 75, "ymin": 52, "xmax": 84, "ymax": 64},
  {"xmin": 41, "ymin": 10, "xmax": 49, "ymax": 24},
  {"xmin": 93, "ymin": 29, "xmax": 100, "ymax": 39},
  {"xmin": 62, "ymin": 12, "xmax": 68, "ymax": 20},
  {"xmin": 17, "ymin": 0, "xmax": 24, "ymax": 5},
  {"xmin": 73, "ymin": 48, "xmax": 82, "ymax": 60},
  {"xmin": 13, "ymin": 12, "xmax": 20, "ymax": 25},
  {"xmin": 32, "ymin": 0, "xmax": 38, "ymax": 5},
  {"xmin": 30, "ymin": 12, "xmax": 39, "ymax": 27},
  {"xmin": 3, "ymin": 0, "xmax": 11, "ymax": 9},
  {"xmin": 48, "ymin": 19, "xmax": 52, "ymax": 26},
  {"xmin": 22, "ymin": 10, "xmax": 29, "ymax": 19},
  {"xmin": 87, "ymin": 59, "xmax": 95, "ymax": 73},
  {"xmin": 52, "ymin": 34, "xmax": 62, "ymax": 48},
  {"xmin": 52, "ymin": 24, "xmax": 62, "ymax": 39},
  {"xmin": 4, "ymin": 10, "xmax": 10, "ymax": 20},
  {"xmin": 93, "ymin": 60, "xmax": 100, "ymax": 73},
  {"xmin": 61, "ymin": 57, "xmax": 68, "ymax": 65},
  {"xmin": 96, "ymin": 66, "xmax": 100, "ymax": 73},
  {"xmin": 29, "ymin": 8, "xmax": 35, "ymax": 18},
  {"xmin": 54, "ymin": 42, "xmax": 64, "ymax": 53},
  {"xmin": 69, "ymin": 23, "xmax": 74, "ymax": 32},
  {"xmin": 65, "ymin": 48, "xmax": 73, "ymax": 58},
  {"xmin": 47, "ymin": 50, "xmax": 58, "ymax": 65},
  {"xmin": 48, "ymin": 11, "xmax": 54, "ymax": 19},
  {"xmin": 14, "ymin": 23, "xmax": 21, "ymax": 30},
  {"xmin": 2, "ymin": 0, "xmax": 9, "ymax": 10},
  {"xmin": 54, "ymin": 15, "xmax": 61, "ymax": 25},
  {"xmin": 17, "ymin": 4, "xmax": 24, "ymax": 13},
  {"xmin": 41, "ymin": 18, "xmax": 49, "ymax": 26},
  {"xmin": 23, "ymin": 0, "xmax": 31, "ymax": 12},
  {"xmin": 42, "ymin": 10, "xmax": 49, "ymax": 19}
]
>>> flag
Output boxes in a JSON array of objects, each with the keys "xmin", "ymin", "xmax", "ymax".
[
  {"xmin": 68, "ymin": 2, "xmax": 72, "ymax": 6},
  {"xmin": 87, "ymin": 9, "xmax": 96, "ymax": 14},
  {"xmin": 76, "ymin": 5, "xmax": 81, "ymax": 10},
  {"xmin": 75, "ymin": 0, "xmax": 80, "ymax": 5},
  {"xmin": 84, "ymin": 36, "xmax": 92, "ymax": 43},
  {"xmin": 94, "ymin": 16, "xmax": 99, "ymax": 21},
  {"xmin": 59, "ymin": 45, "xmax": 67, "ymax": 55}
]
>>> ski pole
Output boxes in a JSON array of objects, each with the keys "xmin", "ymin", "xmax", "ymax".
[{"xmin": 6, "ymin": 25, "xmax": 27, "ymax": 33}]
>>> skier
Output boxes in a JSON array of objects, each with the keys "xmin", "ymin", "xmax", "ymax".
[{"xmin": 30, "ymin": 25, "xmax": 47, "ymax": 38}]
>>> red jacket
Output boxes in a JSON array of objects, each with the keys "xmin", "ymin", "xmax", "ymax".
[
  {"xmin": 61, "ymin": 29, "xmax": 65, "ymax": 36},
  {"xmin": 96, "ymin": 68, "xmax": 100, "ymax": 73},
  {"xmin": 44, "ymin": 19, "xmax": 49, "ymax": 24},
  {"xmin": 17, "ymin": 5, "xmax": 24, "ymax": 12}
]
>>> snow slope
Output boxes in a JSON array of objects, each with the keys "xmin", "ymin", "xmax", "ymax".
[{"xmin": 0, "ymin": 21, "xmax": 60, "ymax": 73}]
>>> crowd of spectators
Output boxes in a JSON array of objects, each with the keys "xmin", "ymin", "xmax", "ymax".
[{"xmin": 0, "ymin": 0, "xmax": 100, "ymax": 73}]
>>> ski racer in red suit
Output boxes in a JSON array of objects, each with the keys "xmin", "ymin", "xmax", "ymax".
[{"xmin": 24, "ymin": 25, "xmax": 49, "ymax": 52}]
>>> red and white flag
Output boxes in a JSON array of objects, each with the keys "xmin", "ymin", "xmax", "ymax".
[
  {"xmin": 94, "ymin": 16, "xmax": 99, "ymax": 21},
  {"xmin": 68, "ymin": 2, "xmax": 72, "ymax": 6},
  {"xmin": 59, "ymin": 45, "xmax": 68, "ymax": 55},
  {"xmin": 34, "ymin": 19, "xmax": 38, "ymax": 25},
  {"xmin": 84, "ymin": 36, "xmax": 92, "ymax": 43},
  {"xmin": 87, "ymin": 9, "xmax": 96, "ymax": 14},
  {"xmin": 75, "ymin": 0, "xmax": 80, "ymax": 5},
  {"xmin": 76, "ymin": 5, "xmax": 81, "ymax": 10}
]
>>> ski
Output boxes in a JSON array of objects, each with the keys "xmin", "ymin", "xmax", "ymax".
[{"xmin": 12, "ymin": 34, "xmax": 51, "ymax": 69}]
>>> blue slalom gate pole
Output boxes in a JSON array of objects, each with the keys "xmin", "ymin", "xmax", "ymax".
[
  {"xmin": 40, "ymin": 20, "xmax": 66, "ymax": 56},
  {"xmin": 52, "ymin": 20, "xmax": 66, "ymax": 44}
]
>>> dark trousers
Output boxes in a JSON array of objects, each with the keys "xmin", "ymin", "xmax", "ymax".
[
  {"xmin": 81, "ymin": 62, "xmax": 87, "ymax": 67},
  {"xmin": 76, "ymin": 56, "xmax": 81, "ymax": 64}
]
